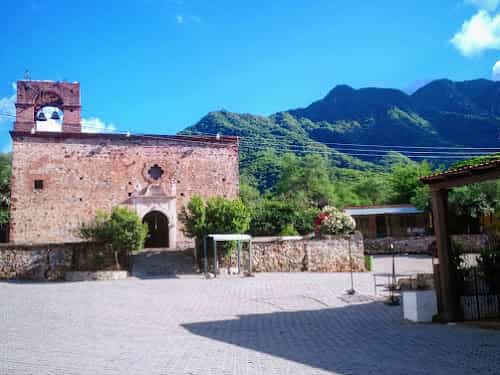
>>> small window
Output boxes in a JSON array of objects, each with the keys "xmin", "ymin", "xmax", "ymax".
[{"xmin": 34, "ymin": 180, "xmax": 44, "ymax": 190}]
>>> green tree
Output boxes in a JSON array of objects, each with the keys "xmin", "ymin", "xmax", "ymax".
[
  {"xmin": 204, "ymin": 197, "xmax": 251, "ymax": 235},
  {"xmin": 239, "ymin": 175, "xmax": 261, "ymax": 211},
  {"xmin": 179, "ymin": 195, "xmax": 251, "ymax": 261},
  {"xmin": 179, "ymin": 195, "xmax": 206, "ymax": 239},
  {"xmin": 388, "ymin": 161, "xmax": 432, "ymax": 209},
  {"xmin": 0, "ymin": 153, "xmax": 11, "ymax": 225},
  {"xmin": 380, "ymin": 151, "xmax": 413, "ymax": 171},
  {"xmin": 248, "ymin": 192, "xmax": 319, "ymax": 236},
  {"xmin": 448, "ymin": 181, "xmax": 500, "ymax": 218},
  {"xmin": 276, "ymin": 153, "xmax": 336, "ymax": 208},
  {"xmin": 240, "ymin": 149, "xmax": 283, "ymax": 192},
  {"xmin": 79, "ymin": 207, "xmax": 148, "ymax": 254},
  {"xmin": 351, "ymin": 174, "xmax": 392, "ymax": 206}
]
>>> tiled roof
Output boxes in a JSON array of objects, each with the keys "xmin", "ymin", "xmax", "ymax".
[{"xmin": 421, "ymin": 158, "xmax": 500, "ymax": 183}]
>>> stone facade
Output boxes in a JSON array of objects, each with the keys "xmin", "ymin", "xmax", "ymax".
[
  {"xmin": 9, "ymin": 81, "xmax": 239, "ymax": 247},
  {"xmin": 364, "ymin": 234, "xmax": 489, "ymax": 255},
  {"xmin": 0, "ymin": 242, "xmax": 121, "ymax": 281},
  {"xmin": 223, "ymin": 233, "xmax": 365, "ymax": 273}
]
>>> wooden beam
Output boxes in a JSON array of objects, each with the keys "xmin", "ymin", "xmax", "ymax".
[{"xmin": 431, "ymin": 189, "xmax": 458, "ymax": 322}]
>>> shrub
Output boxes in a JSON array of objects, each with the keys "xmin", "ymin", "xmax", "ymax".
[
  {"xmin": 179, "ymin": 195, "xmax": 206, "ymax": 239},
  {"xmin": 477, "ymin": 236, "xmax": 500, "ymax": 292},
  {"xmin": 179, "ymin": 195, "xmax": 251, "ymax": 263},
  {"xmin": 249, "ymin": 198, "xmax": 318, "ymax": 236},
  {"xmin": 79, "ymin": 207, "xmax": 148, "ymax": 254},
  {"xmin": 315, "ymin": 206, "xmax": 356, "ymax": 235},
  {"xmin": 364, "ymin": 255, "xmax": 372, "ymax": 271},
  {"xmin": 279, "ymin": 224, "xmax": 300, "ymax": 236},
  {"xmin": 205, "ymin": 197, "xmax": 251, "ymax": 236}
]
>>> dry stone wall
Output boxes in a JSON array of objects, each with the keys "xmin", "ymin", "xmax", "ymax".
[
  {"xmin": 223, "ymin": 233, "xmax": 365, "ymax": 273},
  {"xmin": 364, "ymin": 234, "xmax": 489, "ymax": 255},
  {"xmin": 0, "ymin": 242, "xmax": 122, "ymax": 281}
]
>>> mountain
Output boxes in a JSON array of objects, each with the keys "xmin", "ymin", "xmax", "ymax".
[{"xmin": 181, "ymin": 79, "xmax": 500, "ymax": 170}]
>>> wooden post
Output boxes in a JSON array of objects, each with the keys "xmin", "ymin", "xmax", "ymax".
[{"xmin": 431, "ymin": 188, "xmax": 458, "ymax": 322}]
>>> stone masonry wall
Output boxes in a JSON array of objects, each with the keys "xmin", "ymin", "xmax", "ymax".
[
  {"xmin": 364, "ymin": 234, "xmax": 488, "ymax": 255},
  {"xmin": 224, "ymin": 233, "xmax": 365, "ymax": 273},
  {"xmin": 9, "ymin": 134, "xmax": 239, "ymax": 246},
  {"xmin": 0, "ymin": 242, "xmax": 121, "ymax": 281}
]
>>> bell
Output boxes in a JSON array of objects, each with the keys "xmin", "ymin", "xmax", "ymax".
[
  {"xmin": 50, "ymin": 110, "xmax": 60, "ymax": 120},
  {"xmin": 36, "ymin": 111, "xmax": 47, "ymax": 121}
]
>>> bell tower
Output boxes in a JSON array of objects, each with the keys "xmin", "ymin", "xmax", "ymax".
[{"xmin": 14, "ymin": 80, "xmax": 81, "ymax": 133}]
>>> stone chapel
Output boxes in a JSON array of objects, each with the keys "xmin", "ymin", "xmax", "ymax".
[{"xmin": 9, "ymin": 80, "xmax": 239, "ymax": 248}]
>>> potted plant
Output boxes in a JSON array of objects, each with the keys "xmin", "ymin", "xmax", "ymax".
[{"xmin": 314, "ymin": 206, "xmax": 356, "ymax": 238}]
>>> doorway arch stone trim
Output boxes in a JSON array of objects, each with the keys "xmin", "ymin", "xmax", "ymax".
[{"xmin": 132, "ymin": 199, "xmax": 176, "ymax": 249}]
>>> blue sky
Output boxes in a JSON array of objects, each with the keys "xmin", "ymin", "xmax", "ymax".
[{"xmin": 1, "ymin": 0, "xmax": 500, "ymax": 152}]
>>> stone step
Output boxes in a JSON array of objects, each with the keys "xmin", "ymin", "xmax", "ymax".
[{"xmin": 131, "ymin": 249, "xmax": 198, "ymax": 277}]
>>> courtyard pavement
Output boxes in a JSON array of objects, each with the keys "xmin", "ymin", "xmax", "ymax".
[{"xmin": 1, "ymin": 257, "xmax": 499, "ymax": 374}]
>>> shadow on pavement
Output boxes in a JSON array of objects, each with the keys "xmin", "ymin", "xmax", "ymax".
[{"xmin": 182, "ymin": 301, "xmax": 500, "ymax": 375}]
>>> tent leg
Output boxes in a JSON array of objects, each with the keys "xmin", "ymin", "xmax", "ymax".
[
  {"xmin": 248, "ymin": 241, "xmax": 253, "ymax": 275},
  {"xmin": 213, "ymin": 239, "xmax": 218, "ymax": 277},
  {"xmin": 203, "ymin": 236, "xmax": 208, "ymax": 274},
  {"xmin": 237, "ymin": 241, "xmax": 241, "ymax": 274}
]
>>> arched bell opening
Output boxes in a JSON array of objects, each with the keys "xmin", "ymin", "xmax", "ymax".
[
  {"xmin": 35, "ymin": 106, "xmax": 64, "ymax": 132},
  {"xmin": 143, "ymin": 211, "xmax": 170, "ymax": 248}
]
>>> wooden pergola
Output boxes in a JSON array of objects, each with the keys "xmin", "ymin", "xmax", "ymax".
[{"xmin": 421, "ymin": 159, "xmax": 500, "ymax": 322}]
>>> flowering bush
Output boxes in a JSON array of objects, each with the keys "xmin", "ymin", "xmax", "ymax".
[{"xmin": 315, "ymin": 206, "xmax": 356, "ymax": 235}]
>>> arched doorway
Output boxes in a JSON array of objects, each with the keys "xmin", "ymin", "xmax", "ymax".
[{"xmin": 143, "ymin": 211, "xmax": 169, "ymax": 248}]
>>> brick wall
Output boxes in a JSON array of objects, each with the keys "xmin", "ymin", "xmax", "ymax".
[{"xmin": 9, "ymin": 133, "xmax": 239, "ymax": 246}]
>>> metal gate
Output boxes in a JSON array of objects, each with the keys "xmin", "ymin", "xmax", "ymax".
[{"xmin": 460, "ymin": 267, "xmax": 500, "ymax": 321}]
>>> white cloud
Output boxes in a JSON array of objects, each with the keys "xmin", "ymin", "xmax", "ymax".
[
  {"xmin": 466, "ymin": 0, "xmax": 500, "ymax": 11},
  {"xmin": 176, "ymin": 14, "xmax": 184, "ymax": 24},
  {"xmin": 0, "ymin": 85, "xmax": 16, "ymax": 125},
  {"xmin": 493, "ymin": 60, "xmax": 500, "ymax": 79},
  {"xmin": 451, "ymin": 10, "xmax": 500, "ymax": 56},
  {"xmin": 81, "ymin": 117, "xmax": 116, "ymax": 133}
]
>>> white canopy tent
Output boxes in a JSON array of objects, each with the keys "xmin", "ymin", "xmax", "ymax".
[{"xmin": 204, "ymin": 234, "xmax": 253, "ymax": 276}]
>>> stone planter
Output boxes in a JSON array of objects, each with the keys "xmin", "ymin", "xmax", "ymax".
[{"xmin": 402, "ymin": 290, "xmax": 437, "ymax": 322}]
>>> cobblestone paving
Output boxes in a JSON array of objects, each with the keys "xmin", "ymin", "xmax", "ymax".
[{"xmin": 1, "ymin": 271, "xmax": 499, "ymax": 374}]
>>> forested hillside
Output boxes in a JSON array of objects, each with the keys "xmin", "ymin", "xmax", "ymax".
[{"xmin": 182, "ymin": 78, "xmax": 500, "ymax": 183}]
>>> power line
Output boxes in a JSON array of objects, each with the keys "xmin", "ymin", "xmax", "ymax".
[
  {"xmin": 3, "ymin": 111, "xmax": 500, "ymax": 151},
  {"xmin": 187, "ymin": 131, "xmax": 500, "ymax": 151},
  {"xmin": 237, "ymin": 142, "xmax": 499, "ymax": 160},
  {"xmin": 237, "ymin": 139, "xmax": 499, "ymax": 155},
  {"xmin": 239, "ymin": 134, "xmax": 500, "ymax": 151},
  {"xmin": 105, "ymin": 131, "xmax": 492, "ymax": 159},
  {"xmin": 1, "ymin": 116, "xmax": 500, "ymax": 160}
]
